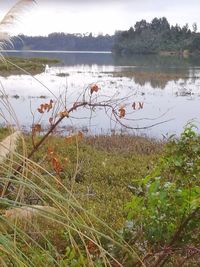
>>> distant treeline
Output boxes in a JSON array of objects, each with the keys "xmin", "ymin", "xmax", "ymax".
[
  {"xmin": 10, "ymin": 33, "xmax": 114, "ymax": 51},
  {"xmin": 113, "ymin": 17, "xmax": 200, "ymax": 55},
  {"xmin": 7, "ymin": 17, "xmax": 200, "ymax": 54}
]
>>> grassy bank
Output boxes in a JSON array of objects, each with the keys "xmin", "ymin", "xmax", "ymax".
[
  {"xmin": 0, "ymin": 56, "xmax": 60, "ymax": 76},
  {"xmin": 0, "ymin": 126, "xmax": 199, "ymax": 266}
]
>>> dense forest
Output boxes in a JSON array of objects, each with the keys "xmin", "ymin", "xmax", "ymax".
[
  {"xmin": 10, "ymin": 33, "xmax": 114, "ymax": 51},
  {"xmin": 113, "ymin": 17, "xmax": 200, "ymax": 55}
]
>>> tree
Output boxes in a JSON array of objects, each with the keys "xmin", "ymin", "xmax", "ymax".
[
  {"xmin": 113, "ymin": 17, "xmax": 198, "ymax": 55},
  {"xmin": 192, "ymin": 22, "xmax": 198, "ymax": 33},
  {"xmin": 134, "ymin": 19, "xmax": 149, "ymax": 32}
]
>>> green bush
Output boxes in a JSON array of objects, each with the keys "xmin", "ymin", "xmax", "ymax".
[{"xmin": 125, "ymin": 124, "xmax": 200, "ymax": 264}]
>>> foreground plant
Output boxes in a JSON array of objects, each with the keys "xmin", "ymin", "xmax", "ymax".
[{"xmin": 125, "ymin": 124, "xmax": 200, "ymax": 266}]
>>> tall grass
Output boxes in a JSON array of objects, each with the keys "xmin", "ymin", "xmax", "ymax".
[{"xmin": 0, "ymin": 147, "xmax": 144, "ymax": 266}]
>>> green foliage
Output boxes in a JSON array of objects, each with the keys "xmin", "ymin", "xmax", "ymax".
[
  {"xmin": 125, "ymin": 124, "xmax": 200, "ymax": 252},
  {"xmin": 113, "ymin": 17, "xmax": 200, "ymax": 55}
]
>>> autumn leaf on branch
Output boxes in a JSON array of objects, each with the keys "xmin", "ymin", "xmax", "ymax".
[
  {"xmin": 37, "ymin": 107, "xmax": 44, "ymax": 114},
  {"xmin": 37, "ymin": 99, "xmax": 54, "ymax": 114},
  {"xmin": 90, "ymin": 84, "xmax": 99, "ymax": 94},
  {"xmin": 58, "ymin": 109, "xmax": 69, "ymax": 118},
  {"xmin": 32, "ymin": 123, "xmax": 42, "ymax": 135},
  {"xmin": 119, "ymin": 106, "xmax": 126, "ymax": 118},
  {"xmin": 47, "ymin": 147, "xmax": 66, "ymax": 176},
  {"xmin": 51, "ymin": 157, "xmax": 63, "ymax": 176}
]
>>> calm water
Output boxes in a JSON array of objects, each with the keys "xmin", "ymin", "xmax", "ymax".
[{"xmin": 1, "ymin": 51, "xmax": 200, "ymax": 138}]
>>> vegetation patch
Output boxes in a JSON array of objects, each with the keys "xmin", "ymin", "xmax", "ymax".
[
  {"xmin": 0, "ymin": 56, "xmax": 60, "ymax": 76},
  {"xmin": 0, "ymin": 125, "xmax": 199, "ymax": 265}
]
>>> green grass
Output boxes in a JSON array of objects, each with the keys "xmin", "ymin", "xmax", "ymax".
[
  {"xmin": 14, "ymin": 133, "xmax": 162, "ymax": 231},
  {"xmin": 0, "ymin": 56, "xmax": 60, "ymax": 76},
  {"xmin": 0, "ymin": 130, "xmax": 162, "ymax": 266}
]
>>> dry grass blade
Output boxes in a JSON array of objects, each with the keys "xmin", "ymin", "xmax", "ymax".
[
  {"xmin": 0, "ymin": 0, "xmax": 36, "ymax": 51},
  {"xmin": 0, "ymin": 0, "xmax": 36, "ymax": 31}
]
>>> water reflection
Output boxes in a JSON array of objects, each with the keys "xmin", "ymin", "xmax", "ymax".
[
  {"xmin": 112, "ymin": 54, "xmax": 200, "ymax": 89},
  {"xmin": 0, "ymin": 51, "xmax": 200, "ymax": 137},
  {"xmin": 3, "ymin": 51, "xmax": 200, "ymax": 89},
  {"xmin": 113, "ymin": 54, "xmax": 200, "ymax": 68}
]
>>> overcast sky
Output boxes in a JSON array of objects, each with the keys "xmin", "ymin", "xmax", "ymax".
[{"xmin": 0, "ymin": 0, "xmax": 199, "ymax": 36}]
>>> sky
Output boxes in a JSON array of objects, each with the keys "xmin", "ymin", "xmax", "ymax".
[{"xmin": 0, "ymin": 0, "xmax": 199, "ymax": 36}]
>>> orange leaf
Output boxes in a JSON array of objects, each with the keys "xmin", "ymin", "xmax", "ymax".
[
  {"xmin": 32, "ymin": 124, "xmax": 42, "ymax": 133},
  {"xmin": 44, "ymin": 103, "xmax": 49, "ymax": 110},
  {"xmin": 52, "ymin": 157, "xmax": 63, "ymax": 175},
  {"xmin": 37, "ymin": 107, "xmax": 44, "ymax": 114},
  {"xmin": 119, "ymin": 106, "xmax": 126, "ymax": 118},
  {"xmin": 47, "ymin": 147, "xmax": 54, "ymax": 156},
  {"xmin": 37, "ymin": 100, "xmax": 54, "ymax": 114},
  {"xmin": 59, "ymin": 110, "xmax": 69, "ymax": 118},
  {"xmin": 90, "ymin": 84, "xmax": 99, "ymax": 94}
]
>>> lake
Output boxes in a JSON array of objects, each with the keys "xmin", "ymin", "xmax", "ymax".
[{"xmin": 1, "ymin": 50, "xmax": 200, "ymax": 138}]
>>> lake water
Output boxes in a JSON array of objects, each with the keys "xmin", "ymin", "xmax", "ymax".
[{"xmin": 1, "ymin": 51, "xmax": 200, "ymax": 138}]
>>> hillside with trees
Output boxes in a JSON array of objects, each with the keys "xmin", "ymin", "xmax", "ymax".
[{"xmin": 113, "ymin": 17, "xmax": 200, "ymax": 55}]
